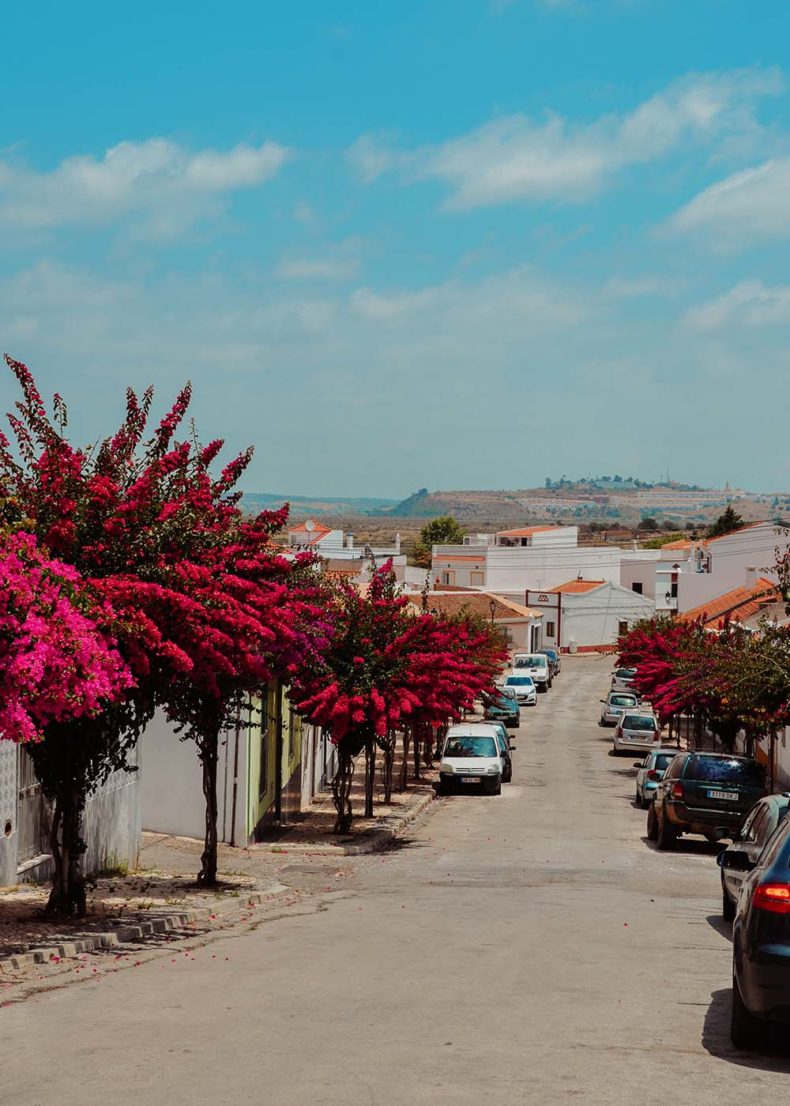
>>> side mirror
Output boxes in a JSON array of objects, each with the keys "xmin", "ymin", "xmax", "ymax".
[
  {"xmin": 509, "ymin": 743, "xmax": 516, "ymax": 751},
  {"xmin": 717, "ymin": 849, "xmax": 754, "ymax": 872},
  {"xmin": 633, "ymin": 762, "xmax": 643, "ymax": 769}
]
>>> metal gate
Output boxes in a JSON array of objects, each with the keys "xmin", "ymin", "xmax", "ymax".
[{"xmin": 17, "ymin": 747, "xmax": 48, "ymax": 865}]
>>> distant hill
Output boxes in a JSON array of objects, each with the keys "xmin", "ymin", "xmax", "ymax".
[{"xmin": 242, "ymin": 492, "xmax": 400, "ymax": 518}]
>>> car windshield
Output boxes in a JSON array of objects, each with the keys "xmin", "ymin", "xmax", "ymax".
[
  {"xmin": 514, "ymin": 656, "xmax": 545, "ymax": 668},
  {"xmin": 654, "ymin": 753, "xmax": 675, "ymax": 771},
  {"xmin": 615, "ymin": 668, "xmax": 636, "ymax": 679},
  {"xmin": 505, "ymin": 677, "xmax": 534, "ymax": 687},
  {"xmin": 610, "ymin": 695, "xmax": 637, "ymax": 707},
  {"xmin": 622, "ymin": 715, "xmax": 656, "ymax": 730},
  {"xmin": 444, "ymin": 736, "xmax": 497, "ymax": 758},
  {"xmin": 685, "ymin": 755, "xmax": 765, "ymax": 785}
]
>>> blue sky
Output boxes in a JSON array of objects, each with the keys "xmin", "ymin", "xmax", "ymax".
[{"xmin": 2, "ymin": 0, "xmax": 790, "ymax": 496}]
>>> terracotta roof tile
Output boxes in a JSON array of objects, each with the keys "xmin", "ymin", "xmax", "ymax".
[
  {"xmin": 679, "ymin": 577, "xmax": 780, "ymax": 629},
  {"xmin": 404, "ymin": 591, "xmax": 539, "ymax": 621},
  {"xmin": 497, "ymin": 525, "xmax": 564, "ymax": 538},
  {"xmin": 548, "ymin": 579, "xmax": 606, "ymax": 594}
]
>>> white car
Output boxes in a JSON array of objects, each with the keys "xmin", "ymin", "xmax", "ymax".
[
  {"xmin": 502, "ymin": 674, "xmax": 538, "ymax": 706},
  {"xmin": 438, "ymin": 724, "xmax": 505, "ymax": 795},
  {"xmin": 512, "ymin": 653, "xmax": 551, "ymax": 691},
  {"xmin": 611, "ymin": 667, "xmax": 637, "ymax": 692},
  {"xmin": 600, "ymin": 690, "xmax": 639, "ymax": 726},
  {"xmin": 613, "ymin": 712, "xmax": 661, "ymax": 754}
]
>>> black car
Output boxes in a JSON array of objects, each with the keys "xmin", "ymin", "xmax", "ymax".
[
  {"xmin": 647, "ymin": 752, "xmax": 767, "ymax": 850},
  {"xmin": 482, "ymin": 687, "xmax": 520, "ymax": 729},
  {"xmin": 538, "ymin": 648, "xmax": 561, "ymax": 678},
  {"xmin": 718, "ymin": 793, "xmax": 790, "ymax": 920},
  {"xmin": 725, "ymin": 815, "xmax": 790, "ymax": 1049}
]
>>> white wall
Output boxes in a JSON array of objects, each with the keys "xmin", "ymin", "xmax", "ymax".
[
  {"xmin": 619, "ymin": 552, "xmax": 661, "ymax": 600},
  {"xmin": 555, "ymin": 583, "xmax": 655, "ymax": 649},
  {"xmin": 677, "ymin": 524, "xmax": 785, "ymax": 613},
  {"xmin": 433, "ymin": 544, "xmax": 634, "ymax": 593},
  {"xmin": 140, "ymin": 712, "xmax": 248, "ymax": 845}
]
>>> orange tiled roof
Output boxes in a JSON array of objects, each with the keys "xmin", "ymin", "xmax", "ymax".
[
  {"xmin": 497, "ymin": 525, "xmax": 563, "ymax": 538},
  {"xmin": 404, "ymin": 591, "xmax": 539, "ymax": 621},
  {"xmin": 679, "ymin": 577, "xmax": 780, "ymax": 629},
  {"xmin": 659, "ymin": 539, "xmax": 693, "ymax": 551},
  {"xmin": 548, "ymin": 579, "xmax": 606, "ymax": 594},
  {"xmin": 661, "ymin": 522, "xmax": 771, "ymax": 553}
]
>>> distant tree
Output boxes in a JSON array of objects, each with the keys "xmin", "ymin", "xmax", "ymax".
[
  {"xmin": 640, "ymin": 517, "xmax": 659, "ymax": 531},
  {"xmin": 412, "ymin": 516, "xmax": 465, "ymax": 567},
  {"xmin": 707, "ymin": 505, "xmax": 744, "ymax": 539}
]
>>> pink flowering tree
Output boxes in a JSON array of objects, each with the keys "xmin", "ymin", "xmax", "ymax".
[
  {"xmin": 0, "ymin": 531, "xmax": 132, "ymax": 914},
  {"xmin": 0, "ymin": 355, "xmax": 328, "ymax": 900}
]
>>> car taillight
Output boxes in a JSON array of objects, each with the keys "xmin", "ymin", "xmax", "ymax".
[
  {"xmin": 647, "ymin": 769, "xmax": 660, "ymax": 781},
  {"xmin": 671, "ymin": 782, "xmax": 684, "ymax": 799},
  {"xmin": 753, "ymin": 884, "xmax": 790, "ymax": 915}
]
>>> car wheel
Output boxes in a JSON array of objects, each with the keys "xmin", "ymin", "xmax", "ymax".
[
  {"xmin": 492, "ymin": 777, "xmax": 502, "ymax": 796},
  {"xmin": 437, "ymin": 779, "xmax": 451, "ymax": 796},
  {"xmin": 731, "ymin": 974, "xmax": 760, "ymax": 1051},
  {"xmin": 656, "ymin": 810, "xmax": 676, "ymax": 851},
  {"xmin": 646, "ymin": 803, "xmax": 658, "ymax": 841},
  {"xmin": 722, "ymin": 881, "xmax": 736, "ymax": 922}
]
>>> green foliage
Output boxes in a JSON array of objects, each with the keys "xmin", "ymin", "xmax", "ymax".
[
  {"xmin": 413, "ymin": 515, "xmax": 465, "ymax": 567},
  {"xmin": 642, "ymin": 531, "xmax": 686, "ymax": 549},
  {"xmin": 707, "ymin": 505, "xmax": 744, "ymax": 539},
  {"xmin": 640, "ymin": 517, "xmax": 659, "ymax": 531}
]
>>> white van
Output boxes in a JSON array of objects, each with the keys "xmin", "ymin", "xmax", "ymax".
[
  {"xmin": 438, "ymin": 724, "xmax": 505, "ymax": 795},
  {"xmin": 512, "ymin": 653, "xmax": 552, "ymax": 691}
]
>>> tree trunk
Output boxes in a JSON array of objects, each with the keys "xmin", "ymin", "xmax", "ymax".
[
  {"xmin": 198, "ymin": 731, "xmax": 220, "ymax": 887},
  {"xmin": 332, "ymin": 746, "xmax": 355, "ymax": 834},
  {"xmin": 382, "ymin": 733, "xmax": 395, "ymax": 805},
  {"xmin": 412, "ymin": 723, "xmax": 422, "ymax": 781},
  {"xmin": 398, "ymin": 728, "xmax": 410, "ymax": 792},
  {"xmin": 46, "ymin": 786, "xmax": 87, "ymax": 918},
  {"xmin": 364, "ymin": 735, "xmax": 376, "ymax": 818}
]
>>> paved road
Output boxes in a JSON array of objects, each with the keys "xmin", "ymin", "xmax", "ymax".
[{"xmin": 3, "ymin": 657, "xmax": 790, "ymax": 1104}]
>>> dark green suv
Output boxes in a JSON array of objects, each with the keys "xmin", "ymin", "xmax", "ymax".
[
  {"xmin": 647, "ymin": 752, "xmax": 767, "ymax": 850},
  {"xmin": 482, "ymin": 687, "xmax": 520, "ymax": 730}
]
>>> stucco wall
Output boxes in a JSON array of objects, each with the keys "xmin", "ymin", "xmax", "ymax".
[
  {"xmin": 82, "ymin": 752, "xmax": 141, "ymax": 874},
  {"xmin": 0, "ymin": 743, "xmax": 17, "ymax": 886},
  {"xmin": 556, "ymin": 585, "xmax": 655, "ymax": 649}
]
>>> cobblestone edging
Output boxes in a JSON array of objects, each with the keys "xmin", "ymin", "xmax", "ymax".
[{"xmin": 0, "ymin": 883, "xmax": 289, "ymax": 975}]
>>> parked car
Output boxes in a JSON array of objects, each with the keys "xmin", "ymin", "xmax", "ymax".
[
  {"xmin": 718, "ymin": 793, "xmax": 790, "ymax": 920},
  {"xmin": 438, "ymin": 724, "xmax": 504, "ymax": 795},
  {"xmin": 538, "ymin": 647, "xmax": 561, "ymax": 678},
  {"xmin": 647, "ymin": 752, "xmax": 767, "ymax": 850},
  {"xmin": 512, "ymin": 653, "xmax": 552, "ymax": 692},
  {"xmin": 725, "ymin": 814, "xmax": 790, "ymax": 1049},
  {"xmin": 613, "ymin": 712, "xmax": 661, "ymax": 754},
  {"xmin": 611, "ymin": 666, "xmax": 637, "ymax": 692},
  {"xmin": 502, "ymin": 674, "xmax": 538, "ymax": 706},
  {"xmin": 633, "ymin": 748, "xmax": 678, "ymax": 808},
  {"xmin": 600, "ymin": 690, "xmax": 639, "ymax": 726},
  {"xmin": 482, "ymin": 686, "xmax": 520, "ymax": 729},
  {"xmin": 488, "ymin": 721, "xmax": 514, "ymax": 783}
]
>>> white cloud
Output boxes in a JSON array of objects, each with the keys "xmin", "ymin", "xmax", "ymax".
[
  {"xmin": 348, "ymin": 68, "xmax": 781, "ymax": 208},
  {"xmin": 667, "ymin": 158, "xmax": 790, "ymax": 246},
  {"xmin": 683, "ymin": 281, "xmax": 790, "ymax": 330},
  {"xmin": 602, "ymin": 275, "xmax": 687, "ymax": 300},
  {"xmin": 277, "ymin": 257, "xmax": 360, "ymax": 282},
  {"xmin": 0, "ymin": 137, "xmax": 290, "ymax": 236}
]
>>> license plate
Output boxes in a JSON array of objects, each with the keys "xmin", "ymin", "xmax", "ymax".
[
  {"xmin": 459, "ymin": 777, "xmax": 480, "ymax": 785},
  {"xmin": 708, "ymin": 789, "xmax": 738, "ymax": 802}
]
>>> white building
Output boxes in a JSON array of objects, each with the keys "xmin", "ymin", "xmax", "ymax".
[
  {"xmin": 620, "ymin": 522, "xmax": 788, "ymax": 617},
  {"xmin": 526, "ymin": 579, "xmax": 655, "ymax": 652},
  {"xmin": 433, "ymin": 524, "xmax": 659, "ymax": 595},
  {"xmin": 289, "ymin": 518, "xmax": 407, "ymax": 581}
]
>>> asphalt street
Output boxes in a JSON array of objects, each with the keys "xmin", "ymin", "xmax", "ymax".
[{"xmin": 3, "ymin": 656, "xmax": 790, "ymax": 1105}]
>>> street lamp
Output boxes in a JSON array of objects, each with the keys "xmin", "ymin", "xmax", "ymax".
[{"xmin": 489, "ymin": 598, "xmax": 496, "ymax": 625}]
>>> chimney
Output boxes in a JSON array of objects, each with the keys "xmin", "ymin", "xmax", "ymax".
[
  {"xmin": 395, "ymin": 531, "xmax": 401, "ymax": 554},
  {"xmin": 744, "ymin": 565, "xmax": 759, "ymax": 587},
  {"xmin": 347, "ymin": 533, "xmax": 354, "ymax": 550}
]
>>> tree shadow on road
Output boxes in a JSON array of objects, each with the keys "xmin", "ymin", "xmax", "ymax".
[{"xmin": 702, "ymin": 988, "xmax": 790, "ymax": 1070}]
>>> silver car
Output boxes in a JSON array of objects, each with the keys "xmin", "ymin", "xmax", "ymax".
[
  {"xmin": 502, "ymin": 674, "xmax": 538, "ymax": 706},
  {"xmin": 613, "ymin": 712, "xmax": 661, "ymax": 754},
  {"xmin": 611, "ymin": 667, "xmax": 637, "ymax": 692},
  {"xmin": 600, "ymin": 690, "xmax": 639, "ymax": 726},
  {"xmin": 633, "ymin": 748, "xmax": 678, "ymax": 808}
]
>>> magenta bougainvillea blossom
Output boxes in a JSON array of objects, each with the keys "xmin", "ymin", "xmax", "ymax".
[{"xmin": 0, "ymin": 532, "xmax": 131, "ymax": 744}]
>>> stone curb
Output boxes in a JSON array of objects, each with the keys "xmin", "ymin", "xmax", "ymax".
[
  {"xmin": 0, "ymin": 882, "xmax": 289, "ymax": 975},
  {"xmin": 253, "ymin": 789, "xmax": 437, "ymax": 856}
]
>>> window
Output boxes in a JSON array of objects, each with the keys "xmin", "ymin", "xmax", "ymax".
[
  {"xmin": 470, "ymin": 571, "xmax": 484, "ymax": 586},
  {"xmin": 618, "ymin": 620, "xmax": 629, "ymax": 636},
  {"xmin": 631, "ymin": 582, "xmax": 643, "ymax": 594},
  {"xmin": 441, "ymin": 570, "xmax": 456, "ymax": 586},
  {"xmin": 545, "ymin": 620, "xmax": 555, "ymax": 638}
]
